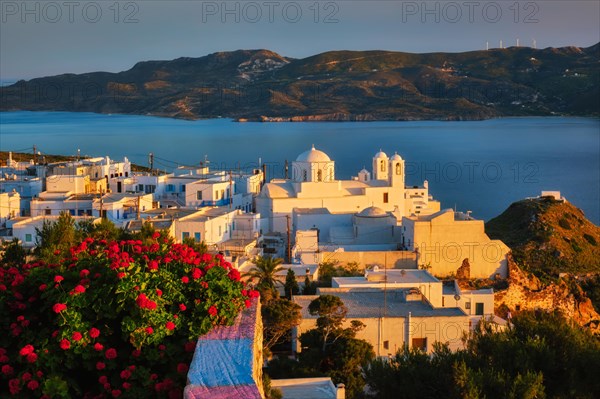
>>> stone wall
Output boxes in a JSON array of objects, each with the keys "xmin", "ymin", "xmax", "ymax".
[{"xmin": 494, "ymin": 255, "xmax": 600, "ymax": 333}]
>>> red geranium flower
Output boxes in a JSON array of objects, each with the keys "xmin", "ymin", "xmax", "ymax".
[
  {"xmin": 181, "ymin": 276, "xmax": 189, "ymax": 284},
  {"xmin": 120, "ymin": 369, "xmax": 131, "ymax": 380},
  {"xmin": 145, "ymin": 327, "xmax": 154, "ymax": 335},
  {"xmin": 208, "ymin": 306, "xmax": 218, "ymax": 316},
  {"xmin": 54, "ymin": 275, "xmax": 64, "ymax": 283},
  {"xmin": 156, "ymin": 289, "xmax": 162, "ymax": 297},
  {"xmin": 94, "ymin": 342, "xmax": 104, "ymax": 352},
  {"xmin": 72, "ymin": 332, "xmax": 83, "ymax": 341},
  {"xmin": 165, "ymin": 321, "xmax": 175, "ymax": 331},
  {"xmin": 2, "ymin": 364, "xmax": 14, "ymax": 375},
  {"xmin": 179, "ymin": 303, "xmax": 186, "ymax": 311},
  {"xmin": 89, "ymin": 327, "xmax": 100, "ymax": 338},
  {"xmin": 176, "ymin": 363, "xmax": 188, "ymax": 374},
  {"xmin": 96, "ymin": 361, "xmax": 106, "ymax": 370},
  {"xmin": 59, "ymin": 339, "xmax": 71, "ymax": 350},
  {"xmin": 27, "ymin": 380, "xmax": 39, "ymax": 391},
  {"xmin": 52, "ymin": 303, "xmax": 67, "ymax": 313},
  {"xmin": 26, "ymin": 353, "xmax": 38, "ymax": 363},
  {"xmin": 105, "ymin": 348, "xmax": 117, "ymax": 359},
  {"xmin": 152, "ymin": 232, "xmax": 161, "ymax": 239},
  {"xmin": 19, "ymin": 344, "xmax": 34, "ymax": 356}
]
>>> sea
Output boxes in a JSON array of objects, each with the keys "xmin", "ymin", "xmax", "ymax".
[{"xmin": 0, "ymin": 111, "xmax": 598, "ymax": 224}]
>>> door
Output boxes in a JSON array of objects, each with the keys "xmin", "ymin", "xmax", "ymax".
[{"xmin": 475, "ymin": 303, "xmax": 484, "ymax": 316}]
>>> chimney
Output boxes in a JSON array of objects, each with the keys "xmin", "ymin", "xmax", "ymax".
[{"xmin": 336, "ymin": 383, "xmax": 345, "ymax": 399}]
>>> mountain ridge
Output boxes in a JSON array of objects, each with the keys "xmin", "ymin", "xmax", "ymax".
[{"xmin": 2, "ymin": 45, "xmax": 598, "ymax": 121}]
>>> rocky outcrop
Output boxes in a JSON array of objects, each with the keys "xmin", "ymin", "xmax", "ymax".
[
  {"xmin": 456, "ymin": 258, "xmax": 471, "ymax": 280},
  {"xmin": 495, "ymin": 255, "xmax": 600, "ymax": 333}
]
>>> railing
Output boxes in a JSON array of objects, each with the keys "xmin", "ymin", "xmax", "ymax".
[{"xmin": 199, "ymin": 198, "xmax": 231, "ymax": 207}]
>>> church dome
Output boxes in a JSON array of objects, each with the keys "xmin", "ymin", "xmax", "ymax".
[
  {"xmin": 357, "ymin": 206, "xmax": 388, "ymax": 218},
  {"xmin": 296, "ymin": 145, "xmax": 331, "ymax": 163},
  {"xmin": 374, "ymin": 150, "xmax": 388, "ymax": 159},
  {"xmin": 390, "ymin": 152, "xmax": 403, "ymax": 161}
]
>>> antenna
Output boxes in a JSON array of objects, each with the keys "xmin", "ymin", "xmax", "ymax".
[
  {"xmin": 516, "ymin": 38, "xmax": 520, "ymax": 47},
  {"xmin": 486, "ymin": 41, "xmax": 489, "ymax": 51},
  {"xmin": 532, "ymin": 38, "xmax": 537, "ymax": 49}
]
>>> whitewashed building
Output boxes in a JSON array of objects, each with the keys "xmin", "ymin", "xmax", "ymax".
[{"xmin": 256, "ymin": 146, "xmax": 440, "ymax": 236}]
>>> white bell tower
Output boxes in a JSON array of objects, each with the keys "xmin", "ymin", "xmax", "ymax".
[
  {"xmin": 389, "ymin": 152, "xmax": 405, "ymax": 187},
  {"xmin": 372, "ymin": 150, "xmax": 388, "ymax": 181}
]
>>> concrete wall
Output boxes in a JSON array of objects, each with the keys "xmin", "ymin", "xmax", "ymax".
[
  {"xmin": 294, "ymin": 314, "xmax": 467, "ymax": 356},
  {"xmin": 314, "ymin": 251, "xmax": 417, "ymax": 270},
  {"xmin": 403, "ymin": 211, "xmax": 509, "ymax": 279}
]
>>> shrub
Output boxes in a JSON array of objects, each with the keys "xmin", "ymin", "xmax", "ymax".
[{"xmin": 0, "ymin": 234, "xmax": 257, "ymax": 398}]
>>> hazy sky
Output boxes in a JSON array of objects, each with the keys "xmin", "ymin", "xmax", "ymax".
[{"xmin": 1, "ymin": 0, "xmax": 599, "ymax": 79}]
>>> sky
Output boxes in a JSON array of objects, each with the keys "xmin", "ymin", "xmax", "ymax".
[{"xmin": 1, "ymin": 0, "xmax": 599, "ymax": 80}]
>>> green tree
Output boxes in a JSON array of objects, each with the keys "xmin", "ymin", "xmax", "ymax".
[
  {"xmin": 284, "ymin": 268, "xmax": 300, "ymax": 299},
  {"xmin": 0, "ymin": 238, "xmax": 27, "ymax": 267},
  {"xmin": 308, "ymin": 295, "xmax": 348, "ymax": 351},
  {"xmin": 298, "ymin": 295, "xmax": 374, "ymax": 399},
  {"xmin": 35, "ymin": 211, "xmax": 77, "ymax": 260},
  {"xmin": 244, "ymin": 256, "xmax": 284, "ymax": 298},
  {"xmin": 262, "ymin": 298, "xmax": 302, "ymax": 352},
  {"xmin": 302, "ymin": 276, "xmax": 317, "ymax": 295}
]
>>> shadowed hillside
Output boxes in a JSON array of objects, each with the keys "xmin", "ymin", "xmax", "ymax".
[{"xmin": 1, "ymin": 45, "xmax": 598, "ymax": 121}]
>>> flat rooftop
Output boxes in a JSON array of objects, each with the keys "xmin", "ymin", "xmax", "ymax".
[
  {"xmin": 271, "ymin": 378, "xmax": 337, "ymax": 399},
  {"xmin": 334, "ymin": 269, "xmax": 439, "ymax": 286},
  {"xmin": 294, "ymin": 289, "xmax": 466, "ymax": 319}
]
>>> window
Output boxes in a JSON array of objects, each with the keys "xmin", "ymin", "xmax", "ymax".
[
  {"xmin": 25, "ymin": 234, "xmax": 32, "ymax": 242},
  {"xmin": 45, "ymin": 209, "xmax": 51, "ymax": 215},
  {"xmin": 181, "ymin": 185, "xmax": 186, "ymax": 192},
  {"xmin": 383, "ymin": 193, "xmax": 389, "ymax": 203},
  {"xmin": 317, "ymin": 170, "xmax": 322, "ymax": 182},
  {"xmin": 442, "ymin": 297, "xmax": 445, "ymax": 306},
  {"xmin": 396, "ymin": 163, "xmax": 401, "ymax": 175},
  {"xmin": 364, "ymin": 174, "xmax": 368, "ymax": 182},
  {"xmin": 303, "ymin": 170, "xmax": 307, "ymax": 182},
  {"xmin": 144, "ymin": 185, "xmax": 156, "ymax": 194},
  {"xmin": 182, "ymin": 232, "xmax": 190, "ymax": 241},
  {"xmin": 218, "ymin": 226, "xmax": 222, "ymax": 236},
  {"xmin": 465, "ymin": 302, "xmax": 471, "ymax": 310},
  {"xmin": 138, "ymin": 184, "xmax": 144, "ymax": 192},
  {"xmin": 221, "ymin": 189, "xmax": 225, "ymax": 199},
  {"xmin": 215, "ymin": 191, "xmax": 219, "ymax": 200},
  {"xmin": 380, "ymin": 160, "xmax": 385, "ymax": 172},
  {"xmin": 197, "ymin": 191, "xmax": 203, "ymax": 200},
  {"xmin": 383, "ymin": 340, "xmax": 389, "ymax": 350},
  {"xmin": 412, "ymin": 338, "xmax": 427, "ymax": 352},
  {"xmin": 226, "ymin": 188, "xmax": 230, "ymax": 198},
  {"xmin": 166, "ymin": 184, "xmax": 175, "ymax": 192},
  {"xmin": 194, "ymin": 232, "xmax": 201, "ymax": 242}
]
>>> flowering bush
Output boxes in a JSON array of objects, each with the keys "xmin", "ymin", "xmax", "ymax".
[{"xmin": 0, "ymin": 234, "xmax": 257, "ymax": 398}]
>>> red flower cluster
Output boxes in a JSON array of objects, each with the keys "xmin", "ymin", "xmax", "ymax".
[
  {"xmin": 136, "ymin": 294, "xmax": 157, "ymax": 310},
  {"xmin": 208, "ymin": 306, "xmax": 218, "ymax": 316}
]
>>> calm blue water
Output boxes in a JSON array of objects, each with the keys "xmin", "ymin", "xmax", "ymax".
[{"xmin": 1, "ymin": 111, "xmax": 598, "ymax": 224}]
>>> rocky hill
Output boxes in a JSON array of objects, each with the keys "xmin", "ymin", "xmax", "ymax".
[
  {"xmin": 1, "ymin": 45, "xmax": 598, "ymax": 121},
  {"xmin": 486, "ymin": 196, "xmax": 600, "ymax": 331},
  {"xmin": 486, "ymin": 196, "xmax": 600, "ymax": 279}
]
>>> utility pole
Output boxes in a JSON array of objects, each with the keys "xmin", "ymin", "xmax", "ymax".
[
  {"xmin": 286, "ymin": 215, "xmax": 291, "ymax": 263},
  {"xmin": 229, "ymin": 170, "xmax": 233, "ymax": 209},
  {"xmin": 149, "ymin": 153, "xmax": 154, "ymax": 175},
  {"xmin": 33, "ymin": 145, "xmax": 37, "ymax": 165},
  {"xmin": 99, "ymin": 198, "xmax": 104, "ymax": 219},
  {"xmin": 136, "ymin": 195, "xmax": 141, "ymax": 220}
]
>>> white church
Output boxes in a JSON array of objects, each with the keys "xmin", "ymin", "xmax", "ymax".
[
  {"xmin": 255, "ymin": 146, "xmax": 441, "ymax": 236},
  {"xmin": 255, "ymin": 146, "xmax": 509, "ymax": 278}
]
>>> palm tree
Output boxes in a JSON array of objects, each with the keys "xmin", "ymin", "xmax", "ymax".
[{"xmin": 243, "ymin": 255, "xmax": 284, "ymax": 292}]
